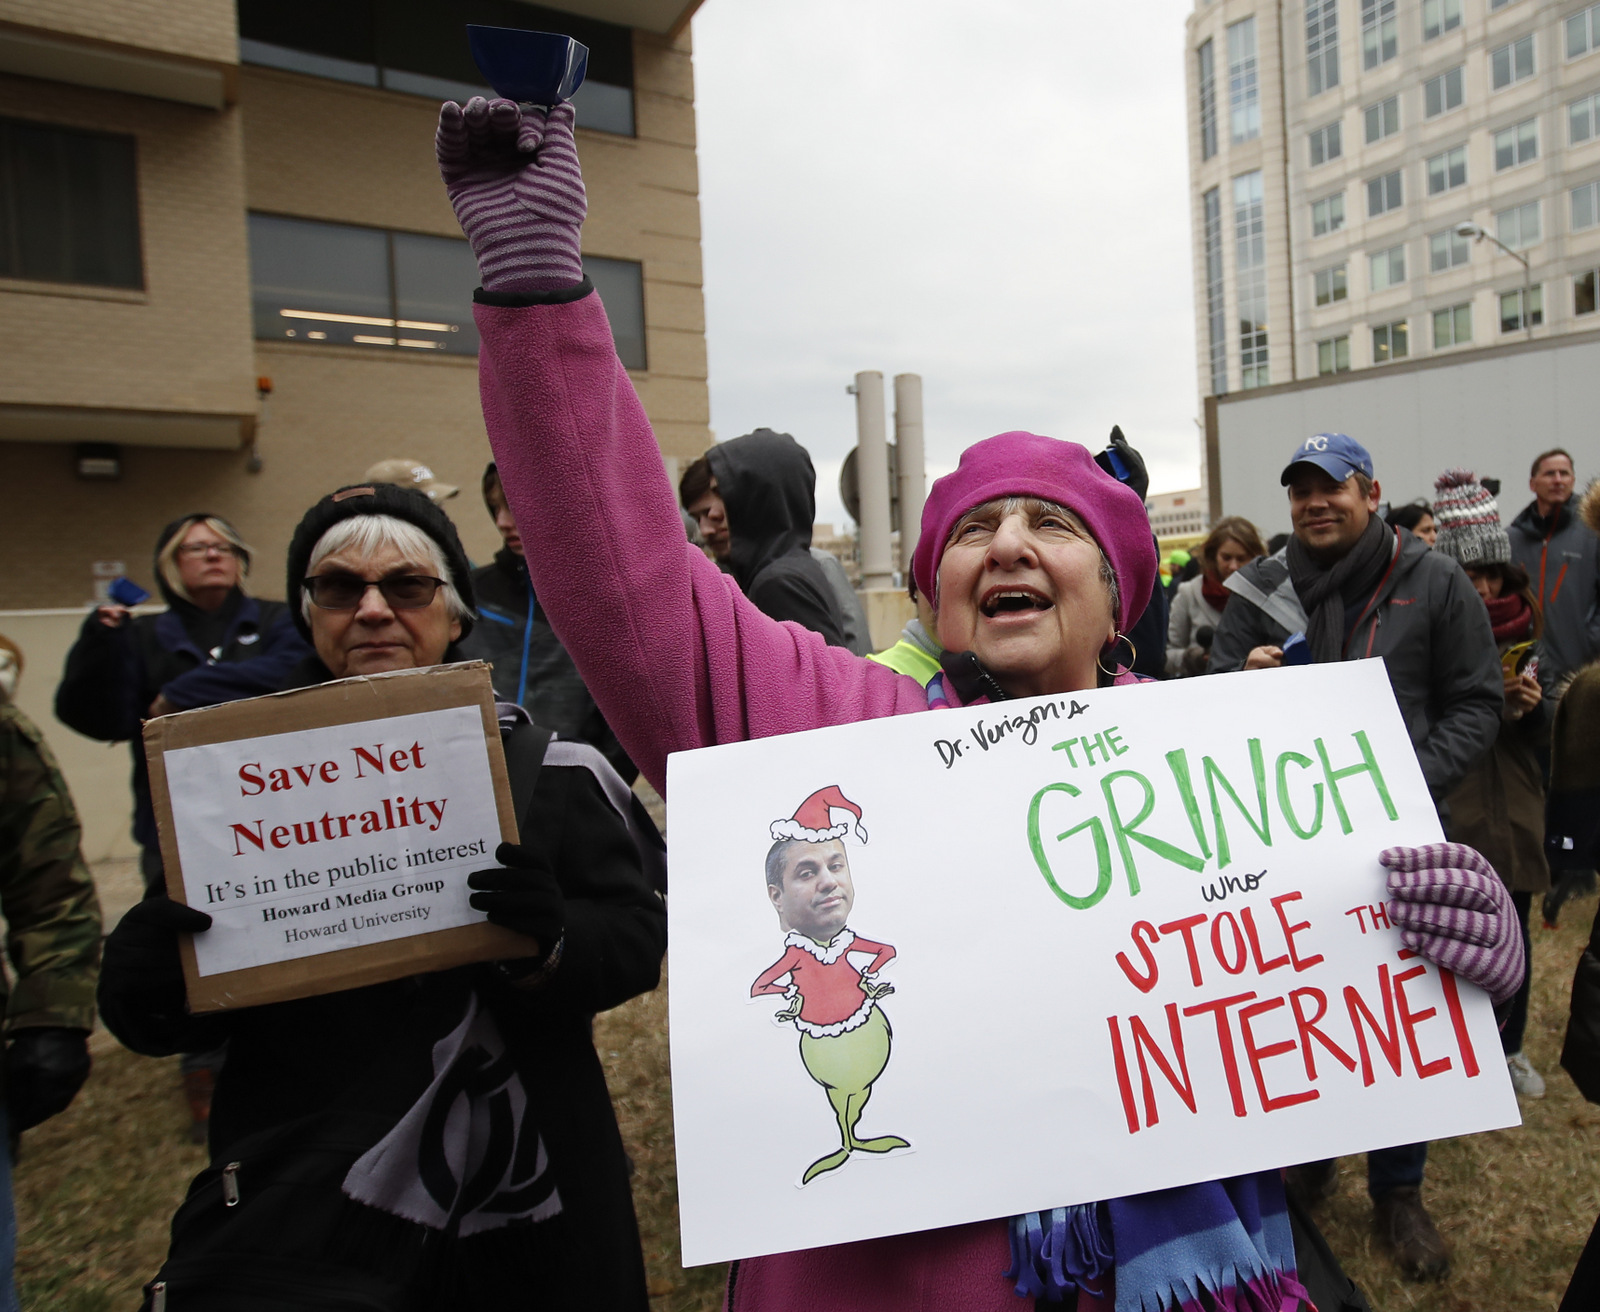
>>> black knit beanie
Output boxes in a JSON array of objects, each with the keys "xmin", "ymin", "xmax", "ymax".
[{"xmin": 285, "ymin": 483, "xmax": 476, "ymax": 643}]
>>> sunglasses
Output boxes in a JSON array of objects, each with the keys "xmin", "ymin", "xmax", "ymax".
[{"xmin": 302, "ymin": 573, "xmax": 445, "ymax": 610}]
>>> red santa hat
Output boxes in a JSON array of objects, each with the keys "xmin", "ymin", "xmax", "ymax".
[{"xmin": 770, "ymin": 785, "xmax": 868, "ymax": 845}]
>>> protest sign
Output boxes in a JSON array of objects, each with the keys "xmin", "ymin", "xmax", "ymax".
[
  {"xmin": 665, "ymin": 661, "xmax": 1520, "ymax": 1266},
  {"xmin": 145, "ymin": 663, "xmax": 532, "ymax": 1011}
]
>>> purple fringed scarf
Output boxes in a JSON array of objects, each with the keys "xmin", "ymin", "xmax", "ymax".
[{"xmin": 1006, "ymin": 1171, "xmax": 1307, "ymax": 1311}]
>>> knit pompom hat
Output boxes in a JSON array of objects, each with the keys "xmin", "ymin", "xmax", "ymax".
[
  {"xmin": 1432, "ymin": 469, "xmax": 1510, "ymax": 566},
  {"xmin": 911, "ymin": 432, "xmax": 1155, "ymax": 632}
]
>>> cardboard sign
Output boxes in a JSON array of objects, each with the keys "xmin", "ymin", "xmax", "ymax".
[
  {"xmin": 145, "ymin": 663, "xmax": 533, "ymax": 1011},
  {"xmin": 665, "ymin": 662, "xmax": 1520, "ymax": 1266}
]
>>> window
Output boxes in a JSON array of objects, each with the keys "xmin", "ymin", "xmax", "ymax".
[
  {"xmin": 1312, "ymin": 192, "xmax": 1346, "ymax": 235},
  {"xmin": 1494, "ymin": 118, "xmax": 1538, "ymax": 169},
  {"xmin": 1572, "ymin": 92, "xmax": 1600, "ymax": 143},
  {"xmin": 0, "ymin": 117, "xmax": 141, "ymax": 288},
  {"xmin": 1427, "ymin": 145, "xmax": 1468, "ymax": 193},
  {"xmin": 1228, "ymin": 18, "xmax": 1261, "ymax": 144},
  {"xmin": 1430, "ymin": 227, "xmax": 1471, "ymax": 270},
  {"xmin": 1199, "ymin": 40, "xmax": 1218, "ymax": 160},
  {"xmin": 1568, "ymin": 3, "xmax": 1600, "ymax": 59},
  {"xmin": 1318, "ymin": 336, "xmax": 1351, "ymax": 374},
  {"xmin": 1368, "ymin": 170, "xmax": 1404, "ymax": 216},
  {"xmin": 1362, "ymin": 0, "xmax": 1398, "ymax": 68},
  {"xmin": 1497, "ymin": 199, "xmax": 1541, "ymax": 248},
  {"xmin": 1577, "ymin": 268, "xmax": 1598, "ymax": 315},
  {"xmin": 248, "ymin": 215, "xmax": 648, "ymax": 367},
  {"xmin": 1370, "ymin": 244, "xmax": 1407, "ymax": 290},
  {"xmin": 1423, "ymin": 0, "xmax": 1461, "ymax": 40},
  {"xmin": 1500, "ymin": 285, "xmax": 1543, "ymax": 331},
  {"xmin": 1309, "ymin": 120, "xmax": 1343, "ymax": 166},
  {"xmin": 1204, "ymin": 187, "xmax": 1227, "ymax": 394},
  {"xmin": 1307, "ymin": 0, "xmax": 1340, "ymax": 95},
  {"xmin": 1490, "ymin": 0, "xmax": 1519, "ymax": 8},
  {"xmin": 1372, "ymin": 321, "xmax": 1410, "ymax": 361},
  {"xmin": 237, "ymin": 0, "xmax": 637, "ymax": 136},
  {"xmin": 1491, "ymin": 35, "xmax": 1535, "ymax": 89},
  {"xmin": 1234, "ymin": 171, "xmax": 1269, "ymax": 387},
  {"xmin": 1365, "ymin": 96, "xmax": 1400, "ymax": 143},
  {"xmin": 1433, "ymin": 302, "xmax": 1472, "ymax": 346},
  {"xmin": 585, "ymin": 256, "xmax": 646, "ymax": 370},
  {"xmin": 1315, "ymin": 263, "xmax": 1349, "ymax": 304},
  {"xmin": 1573, "ymin": 179, "xmax": 1600, "ymax": 230},
  {"xmin": 1425, "ymin": 66, "xmax": 1465, "ymax": 116},
  {"xmin": 250, "ymin": 214, "xmax": 476, "ymax": 354}
]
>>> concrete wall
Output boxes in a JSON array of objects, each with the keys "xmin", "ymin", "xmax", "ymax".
[
  {"xmin": 0, "ymin": 24, "xmax": 710, "ymax": 611},
  {"xmin": 1212, "ymin": 330, "xmax": 1600, "ymax": 537},
  {"xmin": 0, "ymin": 77, "xmax": 256, "ymax": 411},
  {"xmin": 0, "ymin": 0, "xmax": 238, "ymax": 64}
]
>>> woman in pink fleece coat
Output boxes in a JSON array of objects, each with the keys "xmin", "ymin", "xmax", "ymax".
[{"xmin": 438, "ymin": 96, "xmax": 1523, "ymax": 1312}]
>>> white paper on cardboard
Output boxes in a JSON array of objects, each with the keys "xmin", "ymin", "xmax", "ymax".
[{"xmin": 162, "ymin": 704, "xmax": 503, "ymax": 976}]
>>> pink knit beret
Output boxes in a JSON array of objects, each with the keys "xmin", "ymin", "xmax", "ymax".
[{"xmin": 910, "ymin": 431, "xmax": 1156, "ymax": 631}]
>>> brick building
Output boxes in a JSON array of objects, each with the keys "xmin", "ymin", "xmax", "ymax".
[{"xmin": 0, "ymin": 0, "xmax": 708, "ymax": 857}]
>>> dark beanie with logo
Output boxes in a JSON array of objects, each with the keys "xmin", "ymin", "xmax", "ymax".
[{"xmin": 285, "ymin": 483, "xmax": 477, "ymax": 643}]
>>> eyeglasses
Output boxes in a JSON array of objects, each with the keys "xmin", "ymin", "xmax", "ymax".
[
  {"xmin": 302, "ymin": 573, "xmax": 445, "ymax": 610},
  {"xmin": 176, "ymin": 543, "xmax": 240, "ymax": 559}
]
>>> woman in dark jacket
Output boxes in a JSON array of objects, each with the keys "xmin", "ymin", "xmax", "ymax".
[
  {"xmin": 57, "ymin": 512, "xmax": 311, "ymax": 1137},
  {"xmin": 99, "ymin": 484, "xmax": 667, "ymax": 1312},
  {"xmin": 55, "ymin": 513, "xmax": 310, "ymax": 889},
  {"xmin": 1432, "ymin": 470, "xmax": 1551, "ymax": 1098}
]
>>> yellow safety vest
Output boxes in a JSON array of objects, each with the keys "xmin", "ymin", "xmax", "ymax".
[{"xmin": 867, "ymin": 639, "xmax": 942, "ymax": 687}]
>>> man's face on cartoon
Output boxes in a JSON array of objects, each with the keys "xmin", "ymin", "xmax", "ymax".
[{"xmin": 769, "ymin": 839, "xmax": 854, "ymax": 942}]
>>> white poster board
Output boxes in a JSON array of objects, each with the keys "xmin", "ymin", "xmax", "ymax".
[{"xmin": 666, "ymin": 662, "xmax": 1520, "ymax": 1266}]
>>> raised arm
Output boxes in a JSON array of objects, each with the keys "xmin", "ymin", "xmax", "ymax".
[{"xmin": 440, "ymin": 99, "xmax": 920, "ymax": 791}]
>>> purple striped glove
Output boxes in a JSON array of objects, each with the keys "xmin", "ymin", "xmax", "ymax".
[
  {"xmin": 435, "ymin": 97, "xmax": 586, "ymax": 294},
  {"xmin": 1380, "ymin": 842, "xmax": 1525, "ymax": 1006}
]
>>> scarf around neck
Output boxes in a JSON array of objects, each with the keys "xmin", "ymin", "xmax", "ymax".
[
  {"xmin": 1487, "ymin": 592, "xmax": 1534, "ymax": 644},
  {"xmin": 1006, "ymin": 1172, "xmax": 1306, "ymax": 1311},
  {"xmin": 1286, "ymin": 516, "xmax": 1395, "ymax": 663},
  {"xmin": 1200, "ymin": 572, "xmax": 1231, "ymax": 611}
]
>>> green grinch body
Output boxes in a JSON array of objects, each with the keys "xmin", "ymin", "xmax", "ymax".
[{"xmin": 796, "ymin": 1005, "xmax": 909, "ymax": 1183}]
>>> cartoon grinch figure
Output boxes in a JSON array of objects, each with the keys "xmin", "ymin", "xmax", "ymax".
[{"xmin": 750, "ymin": 786, "xmax": 909, "ymax": 1184}]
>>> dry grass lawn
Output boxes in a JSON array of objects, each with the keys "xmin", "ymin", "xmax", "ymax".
[{"xmin": 15, "ymin": 894, "xmax": 1598, "ymax": 1311}]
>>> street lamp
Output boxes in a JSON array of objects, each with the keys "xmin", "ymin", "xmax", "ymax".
[{"xmin": 1454, "ymin": 220, "xmax": 1534, "ymax": 339}]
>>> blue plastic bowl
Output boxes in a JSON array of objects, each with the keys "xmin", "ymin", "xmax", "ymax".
[{"xmin": 467, "ymin": 25, "xmax": 589, "ymax": 106}]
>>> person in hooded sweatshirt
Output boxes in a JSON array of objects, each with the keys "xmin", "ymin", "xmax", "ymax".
[
  {"xmin": 55, "ymin": 513, "xmax": 309, "ymax": 1138},
  {"xmin": 679, "ymin": 429, "xmax": 856, "ymax": 650}
]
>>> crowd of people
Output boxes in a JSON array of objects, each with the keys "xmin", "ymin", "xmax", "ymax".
[{"xmin": 0, "ymin": 93, "xmax": 1593, "ymax": 1311}]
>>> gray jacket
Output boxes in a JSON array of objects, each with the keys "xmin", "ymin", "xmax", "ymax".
[
  {"xmin": 1507, "ymin": 498, "xmax": 1600, "ymax": 690},
  {"xmin": 1210, "ymin": 534, "xmax": 1502, "ymax": 802},
  {"xmin": 810, "ymin": 549, "xmax": 873, "ymax": 657},
  {"xmin": 1165, "ymin": 575, "xmax": 1224, "ymax": 676}
]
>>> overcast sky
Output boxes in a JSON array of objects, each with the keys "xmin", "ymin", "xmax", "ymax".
[{"xmin": 689, "ymin": 0, "xmax": 1202, "ymax": 533}]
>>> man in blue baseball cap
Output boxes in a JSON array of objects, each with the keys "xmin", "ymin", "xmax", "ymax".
[{"xmin": 1212, "ymin": 433, "xmax": 1503, "ymax": 1281}]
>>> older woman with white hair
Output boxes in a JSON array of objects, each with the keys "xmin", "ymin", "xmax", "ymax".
[
  {"xmin": 99, "ymin": 482, "xmax": 667, "ymax": 1312},
  {"xmin": 437, "ymin": 96, "xmax": 1526, "ymax": 1310}
]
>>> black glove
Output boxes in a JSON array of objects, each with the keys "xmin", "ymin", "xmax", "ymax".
[
  {"xmin": 1095, "ymin": 424, "xmax": 1150, "ymax": 503},
  {"xmin": 6, "ymin": 1027, "xmax": 91, "ymax": 1131},
  {"xmin": 99, "ymin": 895, "xmax": 213, "ymax": 1021},
  {"xmin": 468, "ymin": 841, "xmax": 565, "ymax": 961}
]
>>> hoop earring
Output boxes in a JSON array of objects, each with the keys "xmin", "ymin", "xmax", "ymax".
[{"xmin": 1096, "ymin": 631, "xmax": 1136, "ymax": 677}]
